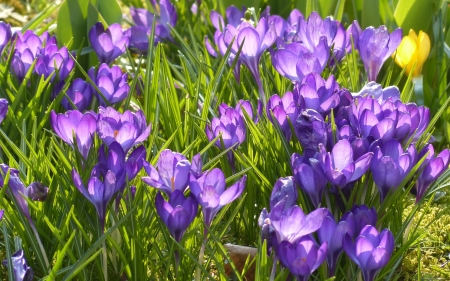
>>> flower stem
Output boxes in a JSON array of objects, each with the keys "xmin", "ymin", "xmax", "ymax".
[
  {"xmin": 102, "ymin": 240, "xmax": 108, "ymax": 281},
  {"xmin": 195, "ymin": 228, "xmax": 209, "ymax": 281},
  {"xmin": 269, "ymin": 256, "xmax": 277, "ymax": 281}
]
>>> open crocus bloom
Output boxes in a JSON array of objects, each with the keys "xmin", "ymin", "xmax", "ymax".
[{"xmin": 189, "ymin": 168, "xmax": 246, "ymax": 226}]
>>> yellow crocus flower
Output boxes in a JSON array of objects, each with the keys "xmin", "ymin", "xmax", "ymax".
[{"xmin": 393, "ymin": 29, "xmax": 430, "ymax": 77}]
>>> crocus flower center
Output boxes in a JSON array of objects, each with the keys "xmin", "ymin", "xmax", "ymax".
[
  {"xmin": 171, "ymin": 177, "xmax": 175, "ymax": 191},
  {"xmin": 114, "ymin": 129, "xmax": 119, "ymax": 138}
]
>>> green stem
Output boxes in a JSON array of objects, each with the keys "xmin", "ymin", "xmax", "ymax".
[
  {"xmin": 195, "ymin": 228, "xmax": 209, "ymax": 281},
  {"xmin": 102, "ymin": 241, "xmax": 108, "ymax": 281}
]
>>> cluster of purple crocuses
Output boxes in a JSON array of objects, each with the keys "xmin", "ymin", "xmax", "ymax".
[
  {"xmin": 259, "ymin": 177, "xmax": 394, "ymax": 281},
  {"xmin": 0, "ymin": 0, "xmax": 177, "ymax": 111},
  {"xmin": 205, "ymin": 6, "xmax": 449, "ymax": 281},
  {"xmin": 51, "ymin": 105, "xmax": 247, "ymax": 263},
  {"xmin": 206, "ymin": 6, "xmax": 403, "ymax": 104}
]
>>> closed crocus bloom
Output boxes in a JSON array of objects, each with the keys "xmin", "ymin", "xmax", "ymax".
[
  {"xmin": 127, "ymin": 1, "xmax": 177, "ymax": 52},
  {"xmin": 141, "ymin": 149, "xmax": 191, "ymax": 195},
  {"xmin": 205, "ymin": 107, "xmax": 245, "ymax": 150},
  {"xmin": 358, "ymin": 26, "xmax": 402, "ymax": 82},
  {"xmin": 0, "ymin": 98, "xmax": 7, "ymax": 124},
  {"xmin": 350, "ymin": 204, "xmax": 377, "ymax": 237},
  {"xmin": 61, "ymin": 78, "xmax": 94, "ymax": 111},
  {"xmin": 291, "ymin": 153, "xmax": 327, "ymax": 208},
  {"xmin": 97, "ymin": 142, "xmax": 146, "ymax": 192},
  {"xmin": 278, "ymin": 236, "xmax": 328, "ymax": 281},
  {"xmin": 72, "ymin": 168, "xmax": 119, "ymax": 230},
  {"xmin": 393, "ymin": 29, "xmax": 430, "ymax": 77},
  {"xmin": 223, "ymin": 17, "xmax": 277, "ymax": 102},
  {"xmin": 267, "ymin": 91, "xmax": 299, "ymax": 139},
  {"xmin": 0, "ymin": 21, "xmax": 11, "ymax": 53},
  {"xmin": 318, "ymin": 211, "xmax": 355, "ymax": 276},
  {"xmin": 189, "ymin": 168, "xmax": 246, "ymax": 226},
  {"xmin": 2, "ymin": 249, "xmax": 34, "ymax": 281},
  {"xmin": 297, "ymin": 73, "xmax": 340, "ymax": 115},
  {"xmin": 294, "ymin": 109, "xmax": 328, "ymax": 157},
  {"xmin": 97, "ymin": 106, "xmax": 151, "ymax": 153},
  {"xmin": 35, "ymin": 44, "xmax": 74, "ymax": 81},
  {"xmin": 415, "ymin": 144, "xmax": 450, "ymax": 202},
  {"xmin": 89, "ymin": 22, "xmax": 129, "ymax": 65},
  {"xmin": 343, "ymin": 226, "xmax": 394, "ymax": 281},
  {"xmin": 370, "ymin": 139, "xmax": 417, "ymax": 201},
  {"xmin": 50, "ymin": 110, "xmax": 97, "ymax": 160},
  {"xmin": 89, "ymin": 64, "xmax": 130, "ymax": 106},
  {"xmin": 155, "ymin": 191, "xmax": 198, "ymax": 242}
]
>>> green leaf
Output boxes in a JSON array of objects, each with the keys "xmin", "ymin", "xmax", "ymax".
[{"xmin": 394, "ymin": 0, "xmax": 435, "ymax": 33}]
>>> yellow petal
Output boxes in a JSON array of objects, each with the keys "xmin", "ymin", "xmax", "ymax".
[
  {"xmin": 408, "ymin": 29, "xmax": 418, "ymax": 41},
  {"xmin": 417, "ymin": 30, "xmax": 431, "ymax": 63},
  {"xmin": 395, "ymin": 36, "xmax": 417, "ymax": 67}
]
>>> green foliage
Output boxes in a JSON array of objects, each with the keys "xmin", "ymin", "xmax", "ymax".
[{"xmin": 0, "ymin": 0, "xmax": 449, "ymax": 280}]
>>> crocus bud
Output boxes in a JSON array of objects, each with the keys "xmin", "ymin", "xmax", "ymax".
[{"xmin": 393, "ymin": 29, "xmax": 430, "ymax": 77}]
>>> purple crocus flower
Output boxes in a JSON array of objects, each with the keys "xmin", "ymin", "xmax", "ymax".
[
  {"xmin": 370, "ymin": 139, "xmax": 416, "ymax": 201},
  {"xmin": 297, "ymin": 73, "xmax": 340, "ymax": 115},
  {"xmin": 267, "ymin": 9, "xmax": 303, "ymax": 41},
  {"xmin": 2, "ymin": 249, "xmax": 33, "ymax": 281},
  {"xmin": 295, "ymin": 12, "xmax": 347, "ymax": 63},
  {"xmin": 155, "ymin": 190, "xmax": 198, "ymax": 242},
  {"xmin": 35, "ymin": 44, "xmax": 74, "ymax": 81},
  {"xmin": 345, "ymin": 20, "xmax": 362, "ymax": 53},
  {"xmin": 223, "ymin": 17, "xmax": 277, "ymax": 102},
  {"xmin": 259, "ymin": 177, "xmax": 298, "ymax": 252},
  {"xmin": 294, "ymin": 109, "xmax": 328, "ymax": 157},
  {"xmin": 141, "ymin": 149, "xmax": 191, "ymax": 195},
  {"xmin": 0, "ymin": 164, "xmax": 45, "ymax": 231},
  {"xmin": 61, "ymin": 78, "xmax": 94, "ymax": 111},
  {"xmin": 11, "ymin": 30, "xmax": 52, "ymax": 82},
  {"xmin": 189, "ymin": 168, "xmax": 246, "ymax": 226},
  {"xmin": 267, "ymin": 91, "xmax": 299, "ymax": 139},
  {"xmin": 219, "ymin": 99, "xmax": 257, "ymax": 123},
  {"xmin": 415, "ymin": 144, "xmax": 450, "ymax": 202},
  {"xmin": 88, "ymin": 64, "xmax": 130, "ymax": 106},
  {"xmin": 319, "ymin": 139, "xmax": 373, "ymax": 187},
  {"xmin": 127, "ymin": 1, "xmax": 177, "ymax": 52},
  {"xmin": 343, "ymin": 226, "xmax": 394, "ymax": 281},
  {"xmin": 271, "ymin": 39, "xmax": 329, "ymax": 82},
  {"xmin": 271, "ymin": 205, "xmax": 328, "ymax": 245},
  {"xmin": 0, "ymin": 98, "xmax": 8, "ymax": 124},
  {"xmin": 205, "ymin": 107, "xmax": 245, "ymax": 150},
  {"xmin": 291, "ymin": 153, "xmax": 327, "ymax": 208},
  {"xmin": 190, "ymin": 153, "xmax": 203, "ymax": 179},
  {"xmin": 97, "ymin": 141, "xmax": 145, "ymax": 192},
  {"xmin": 0, "ymin": 21, "xmax": 12, "ymax": 53},
  {"xmin": 205, "ymin": 6, "xmax": 246, "ymax": 82},
  {"xmin": 269, "ymin": 176, "xmax": 298, "ymax": 212},
  {"xmin": 351, "ymin": 82, "xmax": 400, "ymax": 104},
  {"xmin": 318, "ymin": 211, "xmax": 355, "ymax": 276},
  {"xmin": 405, "ymin": 103, "xmax": 429, "ymax": 141},
  {"xmin": 278, "ymin": 236, "xmax": 328, "ymax": 281},
  {"xmin": 349, "ymin": 204, "xmax": 378, "ymax": 237},
  {"xmin": 89, "ymin": 22, "xmax": 129, "ymax": 64},
  {"xmin": 72, "ymin": 168, "xmax": 120, "ymax": 229},
  {"xmin": 97, "ymin": 106, "xmax": 151, "ymax": 153},
  {"xmin": 358, "ymin": 26, "xmax": 402, "ymax": 81},
  {"xmin": 26, "ymin": 182, "xmax": 49, "ymax": 201},
  {"xmin": 50, "ymin": 110, "xmax": 97, "ymax": 160}
]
